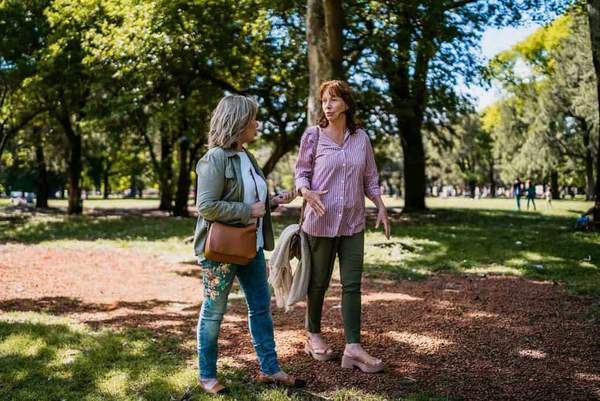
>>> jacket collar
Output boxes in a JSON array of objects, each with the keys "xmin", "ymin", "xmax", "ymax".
[
  {"xmin": 221, "ymin": 146, "xmax": 266, "ymax": 180},
  {"xmin": 222, "ymin": 148, "xmax": 239, "ymax": 157}
]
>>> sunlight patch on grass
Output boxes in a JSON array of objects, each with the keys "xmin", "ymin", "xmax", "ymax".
[
  {"xmin": 504, "ymin": 257, "xmax": 530, "ymax": 269},
  {"xmin": 331, "ymin": 388, "xmax": 390, "ymax": 401},
  {"xmin": 468, "ymin": 264, "xmax": 524, "ymax": 276},
  {"xmin": 0, "ymin": 334, "xmax": 45, "ymax": 357},
  {"xmin": 2, "ymin": 199, "xmax": 599, "ymax": 296},
  {"xmin": 365, "ymin": 236, "xmax": 446, "ymax": 275},
  {"xmin": 330, "ymin": 388, "xmax": 449, "ymax": 401},
  {"xmin": 1, "ymin": 311, "xmax": 350, "ymax": 401},
  {"xmin": 0, "ymin": 311, "xmax": 87, "ymax": 331},
  {"xmin": 127, "ymin": 339, "xmax": 151, "ymax": 357},
  {"xmin": 519, "ymin": 251, "xmax": 565, "ymax": 263},
  {"xmin": 96, "ymin": 369, "xmax": 130, "ymax": 397},
  {"xmin": 51, "ymin": 347, "xmax": 82, "ymax": 367}
]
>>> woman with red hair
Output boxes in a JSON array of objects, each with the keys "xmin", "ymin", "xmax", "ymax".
[{"xmin": 295, "ymin": 80, "xmax": 391, "ymax": 373}]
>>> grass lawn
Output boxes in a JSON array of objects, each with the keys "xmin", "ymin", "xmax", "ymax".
[
  {"xmin": 1, "ymin": 197, "xmax": 598, "ymax": 400},
  {"xmin": 1, "ymin": 196, "xmax": 597, "ymax": 294}
]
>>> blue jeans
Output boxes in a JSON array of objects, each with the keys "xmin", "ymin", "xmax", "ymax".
[{"xmin": 197, "ymin": 249, "xmax": 280, "ymax": 380}]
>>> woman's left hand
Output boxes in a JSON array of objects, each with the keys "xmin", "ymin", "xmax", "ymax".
[
  {"xmin": 272, "ymin": 191, "xmax": 296, "ymax": 205},
  {"xmin": 375, "ymin": 207, "xmax": 391, "ymax": 239}
]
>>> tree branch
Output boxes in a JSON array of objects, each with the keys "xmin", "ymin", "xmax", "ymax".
[{"xmin": 442, "ymin": 0, "xmax": 481, "ymax": 12}]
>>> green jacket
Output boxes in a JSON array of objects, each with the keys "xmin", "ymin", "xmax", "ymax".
[{"xmin": 193, "ymin": 146, "xmax": 274, "ymax": 258}]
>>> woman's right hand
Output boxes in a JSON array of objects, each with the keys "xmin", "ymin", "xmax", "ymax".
[
  {"xmin": 300, "ymin": 188, "xmax": 328, "ymax": 216},
  {"xmin": 250, "ymin": 201, "xmax": 266, "ymax": 218}
]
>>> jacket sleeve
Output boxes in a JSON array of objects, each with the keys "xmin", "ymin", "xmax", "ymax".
[{"xmin": 195, "ymin": 154, "xmax": 252, "ymax": 225}]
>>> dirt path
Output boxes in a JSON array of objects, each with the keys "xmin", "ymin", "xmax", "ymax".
[{"xmin": 1, "ymin": 243, "xmax": 598, "ymax": 401}]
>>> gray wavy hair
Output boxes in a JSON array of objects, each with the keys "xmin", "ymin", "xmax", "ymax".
[{"xmin": 208, "ymin": 95, "xmax": 258, "ymax": 149}]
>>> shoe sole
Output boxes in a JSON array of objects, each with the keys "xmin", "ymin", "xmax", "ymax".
[{"xmin": 341, "ymin": 355, "xmax": 385, "ymax": 373}]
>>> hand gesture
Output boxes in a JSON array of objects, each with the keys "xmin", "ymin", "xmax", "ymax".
[
  {"xmin": 272, "ymin": 191, "xmax": 296, "ymax": 205},
  {"xmin": 301, "ymin": 188, "xmax": 328, "ymax": 217},
  {"xmin": 375, "ymin": 207, "xmax": 391, "ymax": 239},
  {"xmin": 250, "ymin": 201, "xmax": 266, "ymax": 218}
]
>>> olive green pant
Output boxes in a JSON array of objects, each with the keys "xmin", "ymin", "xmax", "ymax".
[{"xmin": 305, "ymin": 230, "xmax": 364, "ymax": 344}]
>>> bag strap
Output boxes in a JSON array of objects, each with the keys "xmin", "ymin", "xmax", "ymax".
[
  {"xmin": 298, "ymin": 127, "xmax": 320, "ymax": 229},
  {"xmin": 247, "ymin": 159, "xmax": 261, "ymax": 228}
]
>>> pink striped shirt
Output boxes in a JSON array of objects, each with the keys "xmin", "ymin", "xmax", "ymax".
[{"xmin": 295, "ymin": 126, "xmax": 381, "ymax": 238}]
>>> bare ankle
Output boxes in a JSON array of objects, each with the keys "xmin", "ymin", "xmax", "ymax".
[{"xmin": 345, "ymin": 343, "xmax": 362, "ymax": 352}]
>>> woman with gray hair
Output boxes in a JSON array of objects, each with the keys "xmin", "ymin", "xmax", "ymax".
[{"xmin": 193, "ymin": 95, "xmax": 304, "ymax": 395}]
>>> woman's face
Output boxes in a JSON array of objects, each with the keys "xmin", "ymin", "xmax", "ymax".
[
  {"xmin": 321, "ymin": 90, "xmax": 347, "ymax": 122},
  {"xmin": 239, "ymin": 117, "xmax": 258, "ymax": 145}
]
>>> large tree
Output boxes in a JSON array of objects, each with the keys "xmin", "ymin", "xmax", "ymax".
[
  {"xmin": 588, "ymin": 0, "xmax": 600, "ymax": 196},
  {"xmin": 344, "ymin": 0, "xmax": 568, "ymax": 211},
  {"xmin": 306, "ymin": 0, "xmax": 343, "ymax": 125},
  {"xmin": 0, "ymin": 0, "xmax": 49, "ymax": 162}
]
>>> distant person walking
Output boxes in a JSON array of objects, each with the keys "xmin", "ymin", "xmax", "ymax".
[
  {"xmin": 525, "ymin": 179, "xmax": 536, "ymax": 211},
  {"xmin": 513, "ymin": 177, "xmax": 522, "ymax": 211},
  {"xmin": 545, "ymin": 184, "xmax": 553, "ymax": 208}
]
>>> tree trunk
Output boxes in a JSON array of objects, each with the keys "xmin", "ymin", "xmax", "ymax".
[
  {"xmin": 173, "ymin": 136, "xmax": 191, "ymax": 217},
  {"xmin": 583, "ymin": 126, "xmax": 595, "ymax": 200},
  {"xmin": 33, "ymin": 128, "xmax": 49, "ymax": 208},
  {"xmin": 468, "ymin": 180, "xmax": 476, "ymax": 199},
  {"xmin": 588, "ymin": 0, "xmax": 600, "ymax": 198},
  {"xmin": 58, "ymin": 115, "xmax": 83, "ymax": 215},
  {"xmin": 128, "ymin": 174, "xmax": 137, "ymax": 198},
  {"xmin": 385, "ymin": 12, "xmax": 434, "ymax": 213},
  {"xmin": 67, "ymin": 134, "xmax": 82, "ymax": 214},
  {"xmin": 323, "ymin": 0, "xmax": 344, "ymax": 79},
  {"xmin": 306, "ymin": 0, "xmax": 344, "ymax": 125},
  {"xmin": 262, "ymin": 144, "xmax": 288, "ymax": 178},
  {"xmin": 262, "ymin": 120, "xmax": 305, "ymax": 177},
  {"xmin": 0, "ymin": 131, "xmax": 10, "ymax": 164},
  {"xmin": 550, "ymin": 170, "xmax": 560, "ymax": 200},
  {"xmin": 102, "ymin": 163, "xmax": 110, "ymax": 199},
  {"xmin": 158, "ymin": 130, "xmax": 174, "ymax": 211},
  {"xmin": 137, "ymin": 181, "xmax": 144, "ymax": 198},
  {"xmin": 399, "ymin": 109, "xmax": 427, "ymax": 211},
  {"xmin": 489, "ymin": 158, "xmax": 496, "ymax": 198}
]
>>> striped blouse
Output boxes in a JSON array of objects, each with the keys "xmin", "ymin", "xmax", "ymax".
[{"xmin": 295, "ymin": 126, "xmax": 381, "ymax": 238}]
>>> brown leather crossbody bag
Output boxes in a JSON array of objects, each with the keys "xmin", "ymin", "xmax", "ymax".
[{"xmin": 204, "ymin": 156, "xmax": 261, "ymax": 265}]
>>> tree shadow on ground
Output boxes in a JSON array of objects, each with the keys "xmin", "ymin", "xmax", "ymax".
[
  {"xmin": 2, "ymin": 273, "xmax": 598, "ymax": 401},
  {"xmin": 0, "ymin": 306, "xmax": 325, "ymax": 401},
  {"xmin": 0, "ymin": 214, "xmax": 194, "ymax": 244},
  {"xmin": 360, "ymin": 208, "xmax": 600, "ymax": 296},
  {"xmin": 275, "ymin": 206, "xmax": 600, "ymax": 295},
  {"xmin": 0, "ymin": 314, "xmax": 199, "ymax": 401}
]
